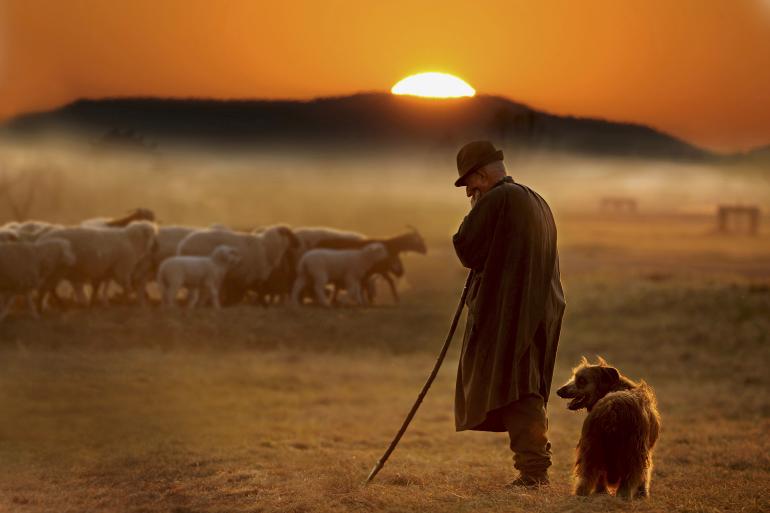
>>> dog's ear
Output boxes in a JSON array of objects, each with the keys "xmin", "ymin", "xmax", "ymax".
[{"xmin": 599, "ymin": 366, "xmax": 620, "ymax": 385}]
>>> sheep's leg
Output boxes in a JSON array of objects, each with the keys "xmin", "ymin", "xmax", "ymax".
[
  {"xmin": 362, "ymin": 277, "xmax": 376, "ymax": 305},
  {"xmin": 210, "ymin": 285, "xmax": 221, "ymax": 309},
  {"xmin": 382, "ymin": 273, "xmax": 399, "ymax": 303},
  {"xmin": 330, "ymin": 284, "xmax": 340, "ymax": 305},
  {"xmin": 90, "ymin": 281, "xmax": 105, "ymax": 307},
  {"xmin": 291, "ymin": 275, "xmax": 306, "ymax": 306},
  {"xmin": 45, "ymin": 281, "xmax": 67, "ymax": 310},
  {"xmin": 345, "ymin": 277, "xmax": 362, "ymax": 306},
  {"xmin": 113, "ymin": 271, "xmax": 136, "ymax": 305},
  {"xmin": 37, "ymin": 283, "xmax": 53, "ymax": 312},
  {"xmin": 187, "ymin": 288, "xmax": 200, "ymax": 310},
  {"xmin": 133, "ymin": 277, "xmax": 149, "ymax": 306},
  {"xmin": 163, "ymin": 282, "xmax": 179, "ymax": 308},
  {"xmin": 25, "ymin": 292, "xmax": 39, "ymax": 318},
  {"xmin": 73, "ymin": 283, "xmax": 88, "ymax": 306},
  {"xmin": 0, "ymin": 295, "xmax": 10, "ymax": 322},
  {"xmin": 313, "ymin": 275, "xmax": 331, "ymax": 307}
]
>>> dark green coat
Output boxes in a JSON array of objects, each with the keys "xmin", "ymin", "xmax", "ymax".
[{"xmin": 453, "ymin": 176, "xmax": 565, "ymax": 432}]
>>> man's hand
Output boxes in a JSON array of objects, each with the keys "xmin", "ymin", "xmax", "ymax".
[{"xmin": 470, "ymin": 189, "xmax": 482, "ymax": 208}]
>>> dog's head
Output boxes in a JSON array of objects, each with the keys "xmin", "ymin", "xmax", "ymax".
[{"xmin": 556, "ymin": 356, "xmax": 621, "ymax": 411}]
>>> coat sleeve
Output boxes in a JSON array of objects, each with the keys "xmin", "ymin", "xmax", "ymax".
[{"xmin": 452, "ymin": 189, "xmax": 504, "ymax": 270}]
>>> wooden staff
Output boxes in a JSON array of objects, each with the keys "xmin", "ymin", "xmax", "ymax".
[{"xmin": 365, "ymin": 270, "xmax": 474, "ymax": 484}]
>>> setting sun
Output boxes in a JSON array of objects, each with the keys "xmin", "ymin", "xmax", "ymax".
[{"xmin": 391, "ymin": 72, "xmax": 476, "ymax": 98}]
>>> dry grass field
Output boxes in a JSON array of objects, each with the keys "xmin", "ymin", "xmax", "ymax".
[{"xmin": 1, "ymin": 142, "xmax": 769, "ymax": 512}]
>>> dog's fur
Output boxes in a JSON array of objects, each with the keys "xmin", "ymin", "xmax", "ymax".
[{"xmin": 556, "ymin": 357, "xmax": 661, "ymax": 499}]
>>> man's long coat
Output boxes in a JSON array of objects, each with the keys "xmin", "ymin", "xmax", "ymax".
[{"xmin": 452, "ymin": 176, "xmax": 565, "ymax": 432}]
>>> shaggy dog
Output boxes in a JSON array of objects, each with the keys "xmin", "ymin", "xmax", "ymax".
[{"xmin": 556, "ymin": 357, "xmax": 661, "ymax": 499}]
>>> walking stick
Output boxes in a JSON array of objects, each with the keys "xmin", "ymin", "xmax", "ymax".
[{"xmin": 365, "ymin": 270, "xmax": 474, "ymax": 485}]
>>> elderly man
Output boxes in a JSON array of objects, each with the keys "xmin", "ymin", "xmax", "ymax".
[{"xmin": 452, "ymin": 140, "xmax": 565, "ymax": 486}]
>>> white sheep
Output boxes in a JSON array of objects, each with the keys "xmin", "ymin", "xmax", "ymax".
[
  {"xmin": 291, "ymin": 242, "xmax": 389, "ymax": 307},
  {"xmin": 1, "ymin": 220, "xmax": 63, "ymax": 241},
  {"xmin": 0, "ymin": 229, "xmax": 18, "ymax": 242},
  {"xmin": 177, "ymin": 224, "xmax": 298, "ymax": 305},
  {"xmin": 0, "ymin": 238, "xmax": 76, "ymax": 321},
  {"xmin": 157, "ymin": 245, "xmax": 240, "ymax": 309},
  {"xmin": 38, "ymin": 221, "xmax": 157, "ymax": 306}
]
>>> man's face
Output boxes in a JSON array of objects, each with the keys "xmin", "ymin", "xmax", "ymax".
[{"xmin": 463, "ymin": 170, "xmax": 491, "ymax": 205}]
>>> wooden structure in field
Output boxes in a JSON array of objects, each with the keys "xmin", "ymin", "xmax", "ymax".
[
  {"xmin": 716, "ymin": 205, "xmax": 760, "ymax": 236},
  {"xmin": 599, "ymin": 196, "xmax": 638, "ymax": 214}
]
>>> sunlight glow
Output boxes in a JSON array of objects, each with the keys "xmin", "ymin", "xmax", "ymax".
[{"xmin": 391, "ymin": 72, "xmax": 475, "ymax": 98}]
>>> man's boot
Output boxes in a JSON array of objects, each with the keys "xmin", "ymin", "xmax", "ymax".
[{"xmin": 508, "ymin": 472, "xmax": 549, "ymax": 487}]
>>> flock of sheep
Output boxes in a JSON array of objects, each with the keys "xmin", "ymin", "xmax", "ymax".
[{"xmin": 0, "ymin": 208, "xmax": 428, "ymax": 321}]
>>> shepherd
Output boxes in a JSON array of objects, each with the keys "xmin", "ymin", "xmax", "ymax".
[{"xmin": 453, "ymin": 141, "xmax": 566, "ymax": 487}]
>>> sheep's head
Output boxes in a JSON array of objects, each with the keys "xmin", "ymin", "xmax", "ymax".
[
  {"xmin": 125, "ymin": 221, "xmax": 158, "ymax": 257},
  {"xmin": 212, "ymin": 245, "xmax": 241, "ymax": 267},
  {"xmin": 259, "ymin": 225, "xmax": 297, "ymax": 267},
  {"xmin": 276, "ymin": 225, "xmax": 299, "ymax": 249},
  {"xmin": 404, "ymin": 226, "xmax": 428, "ymax": 255},
  {"xmin": 0, "ymin": 230, "xmax": 18, "ymax": 242},
  {"xmin": 129, "ymin": 208, "xmax": 156, "ymax": 222}
]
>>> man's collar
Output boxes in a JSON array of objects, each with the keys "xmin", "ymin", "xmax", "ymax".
[{"xmin": 492, "ymin": 176, "xmax": 514, "ymax": 189}]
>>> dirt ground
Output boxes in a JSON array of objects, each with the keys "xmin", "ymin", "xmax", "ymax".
[{"xmin": 0, "ymin": 145, "xmax": 769, "ymax": 512}]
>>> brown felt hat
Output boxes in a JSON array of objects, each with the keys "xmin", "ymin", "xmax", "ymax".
[{"xmin": 455, "ymin": 140, "xmax": 504, "ymax": 187}]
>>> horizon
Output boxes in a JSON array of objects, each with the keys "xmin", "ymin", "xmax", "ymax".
[{"xmin": 5, "ymin": 90, "xmax": 762, "ymax": 157}]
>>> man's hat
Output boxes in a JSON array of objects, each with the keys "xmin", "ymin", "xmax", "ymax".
[{"xmin": 455, "ymin": 141, "xmax": 504, "ymax": 187}]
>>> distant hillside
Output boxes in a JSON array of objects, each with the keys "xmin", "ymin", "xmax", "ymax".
[{"xmin": 0, "ymin": 93, "xmax": 715, "ymax": 161}]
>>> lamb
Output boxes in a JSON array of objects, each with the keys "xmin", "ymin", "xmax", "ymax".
[
  {"xmin": 81, "ymin": 208, "xmax": 156, "ymax": 228},
  {"xmin": 177, "ymin": 225, "xmax": 298, "ymax": 305},
  {"xmin": 0, "ymin": 238, "xmax": 76, "ymax": 321},
  {"xmin": 291, "ymin": 242, "xmax": 389, "ymax": 307},
  {"xmin": 157, "ymin": 245, "xmax": 240, "ymax": 309},
  {"xmin": 38, "ymin": 221, "xmax": 157, "ymax": 306}
]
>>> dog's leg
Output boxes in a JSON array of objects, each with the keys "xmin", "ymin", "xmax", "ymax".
[
  {"xmin": 617, "ymin": 471, "xmax": 644, "ymax": 500},
  {"xmin": 635, "ymin": 466, "xmax": 652, "ymax": 499},
  {"xmin": 594, "ymin": 473, "xmax": 609, "ymax": 494},
  {"xmin": 574, "ymin": 474, "xmax": 597, "ymax": 496}
]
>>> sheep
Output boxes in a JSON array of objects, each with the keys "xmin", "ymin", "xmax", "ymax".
[
  {"xmin": 0, "ymin": 229, "xmax": 18, "ymax": 242},
  {"xmin": 81, "ymin": 208, "xmax": 156, "ymax": 228},
  {"xmin": 178, "ymin": 225, "xmax": 298, "ymax": 305},
  {"xmin": 253, "ymin": 226, "xmax": 364, "ymax": 305},
  {"xmin": 315, "ymin": 226, "xmax": 426, "ymax": 303},
  {"xmin": 291, "ymin": 242, "xmax": 389, "ymax": 307},
  {"xmin": 0, "ymin": 238, "xmax": 76, "ymax": 321},
  {"xmin": 126, "ymin": 225, "xmax": 198, "ymax": 303},
  {"xmin": 293, "ymin": 226, "xmax": 365, "ymax": 254},
  {"xmin": 1, "ymin": 220, "xmax": 63, "ymax": 241},
  {"xmin": 37, "ymin": 221, "xmax": 157, "ymax": 307},
  {"xmin": 157, "ymin": 245, "xmax": 240, "ymax": 309}
]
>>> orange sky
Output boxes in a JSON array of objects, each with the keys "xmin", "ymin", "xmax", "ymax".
[{"xmin": 2, "ymin": 0, "xmax": 769, "ymax": 152}]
